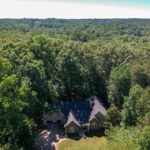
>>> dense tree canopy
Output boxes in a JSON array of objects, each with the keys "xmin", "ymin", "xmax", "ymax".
[{"xmin": 0, "ymin": 19, "xmax": 150, "ymax": 149}]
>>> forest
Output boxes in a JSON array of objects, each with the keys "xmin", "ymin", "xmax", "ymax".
[{"xmin": 0, "ymin": 18, "xmax": 150, "ymax": 150}]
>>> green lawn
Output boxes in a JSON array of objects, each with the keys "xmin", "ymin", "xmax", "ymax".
[{"xmin": 58, "ymin": 136, "xmax": 107, "ymax": 150}]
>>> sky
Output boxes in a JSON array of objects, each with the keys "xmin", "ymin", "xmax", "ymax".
[{"xmin": 0, "ymin": 0, "xmax": 150, "ymax": 18}]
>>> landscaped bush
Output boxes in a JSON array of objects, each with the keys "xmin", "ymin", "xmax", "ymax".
[
  {"xmin": 104, "ymin": 127, "xmax": 140, "ymax": 150},
  {"xmin": 136, "ymin": 126, "xmax": 150, "ymax": 150}
]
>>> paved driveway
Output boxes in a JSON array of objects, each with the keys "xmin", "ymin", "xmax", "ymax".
[{"xmin": 34, "ymin": 123, "xmax": 64, "ymax": 150}]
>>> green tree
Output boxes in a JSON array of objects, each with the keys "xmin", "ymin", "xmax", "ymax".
[
  {"xmin": 105, "ymin": 105, "xmax": 121, "ymax": 128},
  {"xmin": 122, "ymin": 85, "xmax": 143, "ymax": 126},
  {"xmin": 137, "ymin": 126, "xmax": 150, "ymax": 150},
  {"xmin": 136, "ymin": 88, "xmax": 150, "ymax": 125},
  {"xmin": 108, "ymin": 64, "xmax": 131, "ymax": 108}
]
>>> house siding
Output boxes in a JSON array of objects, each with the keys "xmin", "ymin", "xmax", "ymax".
[
  {"xmin": 65, "ymin": 122, "xmax": 80, "ymax": 134},
  {"xmin": 89, "ymin": 118, "xmax": 101, "ymax": 130}
]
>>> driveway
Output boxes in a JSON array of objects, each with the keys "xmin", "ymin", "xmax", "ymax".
[{"xmin": 34, "ymin": 123, "xmax": 64, "ymax": 150}]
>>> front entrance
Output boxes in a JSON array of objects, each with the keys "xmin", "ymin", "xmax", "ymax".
[{"xmin": 79, "ymin": 130, "xmax": 85, "ymax": 137}]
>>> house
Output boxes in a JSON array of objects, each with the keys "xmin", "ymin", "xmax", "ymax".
[{"xmin": 43, "ymin": 96, "xmax": 107, "ymax": 134}]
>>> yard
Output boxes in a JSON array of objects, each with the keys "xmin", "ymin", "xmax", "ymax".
[{"xmin": 58, "ymin": 136, "xmax": 107, "ymax": 150}]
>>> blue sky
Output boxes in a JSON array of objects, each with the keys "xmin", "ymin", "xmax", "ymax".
[{"xmin": 0, "ymin": 0, "xmax": 150, "ymax": 18}]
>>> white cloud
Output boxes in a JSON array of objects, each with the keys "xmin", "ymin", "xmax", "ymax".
[{"xmin": 0, "ymin": 0, "xmax": 150, "ymax": 18}]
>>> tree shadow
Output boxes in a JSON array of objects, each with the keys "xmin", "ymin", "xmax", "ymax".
[
  {"xmin": 86, "ymin": 128, "xmax": 105, "ymax": 137},
  {"xmin": 66, "ymin": 128, "xmax": 105, "ymax": 141}
]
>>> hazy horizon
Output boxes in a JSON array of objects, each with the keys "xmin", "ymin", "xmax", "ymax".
[
  {"xmin": 1, "ymin": 18, "xmax": 150, "ymax": 20},
  {"xmin": 0, "ymin": 0, "xmax": 150, "ymax": 19}
]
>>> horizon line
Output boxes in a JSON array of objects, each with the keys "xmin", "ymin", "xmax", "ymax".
[{"xmin": 1, "ymin": 17, "xmax": 150, "ymax": 20}]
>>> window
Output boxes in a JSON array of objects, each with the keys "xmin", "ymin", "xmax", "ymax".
[
  {"xmin": 92, "ymin": 122, "xmax": 97, "ymax": 129},
  {"xmin": 70, "ymin": 126, "xmax": 75, "ymax": 133}
]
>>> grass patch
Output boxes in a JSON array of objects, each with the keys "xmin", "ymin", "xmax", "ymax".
[{"xmin": 58, "ymin": 136, "xmax": 107, "ymax": 150}]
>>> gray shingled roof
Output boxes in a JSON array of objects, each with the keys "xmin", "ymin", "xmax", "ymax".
[
  {"xmin": 53, "ymin": 96, "xmax": 106, "ymax": 127},
  {"xmin": 89, "ymin": 96, "xmax": 107, "ymax": 121},
  {"xmin": 64, "ymin": 111, "xmax": 81, "ymax": 127},
  {"xmin": 56, "ymin": 100, "xmax": 92, "ymax": 124}
]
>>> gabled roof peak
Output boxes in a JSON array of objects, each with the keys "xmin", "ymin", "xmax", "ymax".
[
  {"xmin": 89, "ymin": 97, "xmax": 106, "ymax": 122},
  {"xmin": 64, "ymin": 111, "xmax": 80, "ymax": 127}
]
